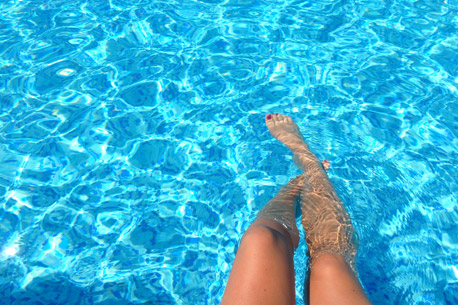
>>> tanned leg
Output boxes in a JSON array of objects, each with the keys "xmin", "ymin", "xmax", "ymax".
[
  {"xmin": 221, "ymin": 175, "xmax": 304, "ymax": 305},
  {"xmin": 265, "ymin": 113, "xmax": 372, "ymax": 305}
]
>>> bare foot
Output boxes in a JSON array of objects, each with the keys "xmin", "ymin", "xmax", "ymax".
[
  {"xmin": 321, "ymin": 160, "xmax": 330, "ymax": 172},
  {"xmin": 265, "ymin": 113, "xmax": 308, "ymax": 153},
  {"xmin": 266, "ymin": 113, "xmax": 330, "ymax": 172}
]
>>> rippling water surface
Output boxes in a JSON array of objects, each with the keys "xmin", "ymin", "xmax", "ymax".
[{"xmin": 1, "ymin": 0, "xmax": 457, "ymax": 304}]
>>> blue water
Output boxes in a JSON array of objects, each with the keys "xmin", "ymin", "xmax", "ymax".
[{"xmin": 1, "ymin": 0, "xmax": 457, "ymax": 304}]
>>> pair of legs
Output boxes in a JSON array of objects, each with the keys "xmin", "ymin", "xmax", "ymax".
[{"xmin": 221, "ymin": 114, "xmax": 372, "ymax": 305}]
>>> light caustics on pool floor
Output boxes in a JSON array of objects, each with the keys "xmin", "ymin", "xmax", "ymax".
[{"xmin": 0, "ymin": 0, "xmax": 458, "ymax": 304}]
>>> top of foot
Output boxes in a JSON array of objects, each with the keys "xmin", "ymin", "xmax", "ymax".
[
  {"xmin": 265, "ymin": 113, "xmax": 308, "ymax": 152},
  {"xmin": 265, "ymin": 114, "xmax": 330, "ymax": 173}
]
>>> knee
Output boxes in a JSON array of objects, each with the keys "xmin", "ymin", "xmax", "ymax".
[
  {"xmin": 311, "ymin": 253, "xmax": 351, "ymax": 279},
  {"xmin": 242, "ymin": 224, "xmax": 292, "ymax": 251}
]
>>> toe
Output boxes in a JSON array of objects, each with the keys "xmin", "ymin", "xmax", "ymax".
[
  {"xmin": 285, "ymin": 115, "xmax": 293, "ymax": 123},
  {"xmin": 272, "ymin": 113, "xmax": 280, "ymax": 123},
  {"xmin": 265, "ymin": 114, "xmax": 274, "ymax": 126},
  {"xmin": 321, "ymin": 160, "xmax": 331, "ymax": 172}
]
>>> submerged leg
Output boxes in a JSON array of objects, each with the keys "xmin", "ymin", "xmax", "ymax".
[
  {"xmin": 265, "ymin": 113, "xmax": 372, "ymax": 305},
  {"xmin": 221, "ymin": 176, "xmax": 303, "ymax": 305},
  {"xmin": 256, "ymin": 174, "xmax": 305, "ymax": 248}
]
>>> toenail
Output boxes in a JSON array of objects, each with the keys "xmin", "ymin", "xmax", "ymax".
[
  {"xmin": 275, "ymin": 113, "xmax": 279, "ymax": 115},
  {"xmin": 267, "ymin": 114, "xmax": 272, "ymax": 120}
]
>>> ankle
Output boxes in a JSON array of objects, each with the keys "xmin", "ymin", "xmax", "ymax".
[{"xmin": 288, "ymin": 144, "xmax": 311, "ymax": 156}]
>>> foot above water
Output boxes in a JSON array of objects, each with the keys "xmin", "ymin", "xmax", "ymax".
[
  {"xmin": 265, "ymin": 113, "xmax": 330, "ymax": 172},
  {"xmin": 265, "ymin": 113, "xmax": 307, "ymax": 152}
]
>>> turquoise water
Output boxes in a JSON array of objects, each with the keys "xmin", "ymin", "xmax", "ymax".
[{"xmin": 1, "ymin": 0, "xmax": 457, "ymax": 304}]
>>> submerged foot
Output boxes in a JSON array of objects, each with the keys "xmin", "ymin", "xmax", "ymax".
[{"xmin": 321, "ymin": 160, "xmax": 330, "ymax": 172}]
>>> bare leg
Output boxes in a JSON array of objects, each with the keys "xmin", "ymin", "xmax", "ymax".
[
  {"xmin": 265, "ymin": 113, "xmax": 372, "ymax": 305},
  {"xmin": 221, "ymin": 175, "xmax": 304, "ymax": 305}
]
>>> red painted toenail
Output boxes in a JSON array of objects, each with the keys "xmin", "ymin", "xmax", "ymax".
[
  {"xmin": 324, "ymin": 160, "xmax": 329, "ymax": 163},
  {"xmin": 275, "ymin": 113, "xmax": 279, "ymax": 115},
  {"xmin": 267, "ymin": 114, "xmax": 272, "ymax": 120}
]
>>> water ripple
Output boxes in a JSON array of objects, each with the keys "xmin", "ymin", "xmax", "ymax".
[{"xmin": 1, "ymin": 0, "xmax": 458, "ymax": 304}]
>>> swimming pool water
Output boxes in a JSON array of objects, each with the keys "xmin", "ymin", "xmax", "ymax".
[{"xmin": 1, "ymin": 0, "xmax": 457, "ymax": 304}]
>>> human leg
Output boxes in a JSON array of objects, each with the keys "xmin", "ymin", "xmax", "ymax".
[
  {"xmin": 265, "ymin": 113, "xmax": 372, "ymax": 305},
  {"xmin": 308, "ymin": 253, "xmax": 371, "ymax": 305},
  {"xmin": 297, "ymin": 157, "xmax": 371, "ymax": 305},
  {"xmin": 221, "ymin": 176, "xmax": 303, "ymax": 305}
]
